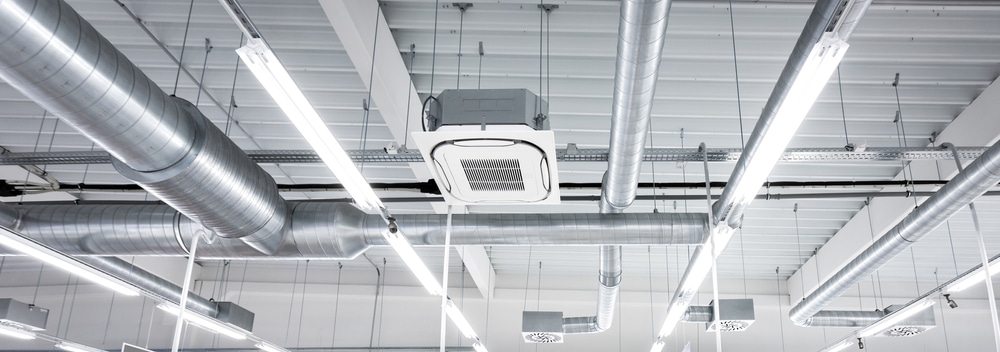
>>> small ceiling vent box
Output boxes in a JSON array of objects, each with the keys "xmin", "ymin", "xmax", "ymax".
[{"xmin": 413, "ymin": 89, "xmax": 559, "ymax": 205}]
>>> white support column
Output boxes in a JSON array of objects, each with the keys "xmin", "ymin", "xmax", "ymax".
[
  {"xmin": 789, "ymin": 76, "xmax": 1000, "ymax": 302},
  {"xmin": 320, "ymin": 0, "xmax": 496, "ymax": 296}
]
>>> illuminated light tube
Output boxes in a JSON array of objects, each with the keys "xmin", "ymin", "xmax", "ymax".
[
  {"xmin": 472, "ymin": 341, "xmax": 489, "ymax": 352},
  {"xmin": 0, "ymin": 227, "xmax": 140, "ymax": 297},
  {"xmin": 255, "ymin": 341, "xmax": 290, "ymax": 352},
  {"xmin": 0, "ymin": 324, "xmax": 35, "ymax": 340},
  {"xmin": 55, "ymin": 341, "xmax": 106, "ymax": 352},
  {"xmin": 858, "ymin": 300, "xmax": 935, "ymax": 338},
  {"xmin": 445, "ymin": 299, "xmax": 478, "ymax": 339},
  {"xmin": 724, "ymin": 33, "xmax": 849, "ymax": 214},
  {"xmin": 819, "ymin": 340, "xmax": 854, "ymax": 352},
  {"xmin": 649, "ymin": 338, "xmax": 666, "ymax": 352},
  {"xmin": 156, "ymin": 303, "xmax": 247, "ymax": 340},
  {"xmin": 947, "ymin": 260, "xmax": 1000, "ymax": 292},
  {"xmin": 383, "ymin": 229, "xmax": 442, "ymax": 295},
  {"xmin": 236, "ymin": 39, "xmax": 383, "ymax": 212},
  {"xmin": 656, "ymin": 225, "xmax": 735, "ymax": 339}
]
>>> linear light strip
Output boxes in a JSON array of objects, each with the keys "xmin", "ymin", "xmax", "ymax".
[
  {"xmin": 0, "ymin": 324, "xmax": 35, "ymax": 340},
  {"xmin": 653, "ymin": 35, "xmax": 849, "ymax": 351},
  {"xmin": 235, "ymin": 39, "xmax": 384, "ymax": 212},
  {"xmin": 0, "ymin": 227, "xmax": 140, "ymax": 296},
  {"xmin": 156, "ymin": 303, "xmax": 247, "ymax": 340}
]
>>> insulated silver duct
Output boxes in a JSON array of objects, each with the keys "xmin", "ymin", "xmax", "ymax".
[
  {"xmin": 711, "ymin": 0, "xmax": 872, "ymax": 228},
  {"xmin": 0, "ymin": 203, "xmax": 708, "ymax": 258},
  {"xmin": 586, "ymin": 0, "xmax": 672, "ymax": 335},
  {"xmin": 789, "ymin": 138, "xmax": 1000, "ymax": 326},
  {"xmin": 0, "ymin": 0, "xmax": 288, "ymax": 254},
  {"xmin": 76, "ymin": 256, "xmax": 218, "ymax": 317},
  {"xmin": 800, "ymin": 310, "xmax": 884, "ymax": 328}
]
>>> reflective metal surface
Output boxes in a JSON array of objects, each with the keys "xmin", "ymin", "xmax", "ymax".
[
  {"xmin": 0, "ymin": 0, "xmax": 289, "ymax": 254},
  {"xmin": 789, "ymin": 129, "xmax": 1000, "ymax": 326}
]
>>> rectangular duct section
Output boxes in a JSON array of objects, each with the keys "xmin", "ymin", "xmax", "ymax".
[
  {"xmin": 522, "ymin": 311, "xmax": 564, "ymax": 343},
  {"xmin": 679, "ymin": 299, "xmax": 755, "ymax": 332},
  {"xmin": 215, "ymin": 302, "xmax": 255, "ymax": 332},
  {"xmin": 876, "ymin": 304, "xmax": 936, "ymax": 337},
  {"xmin": 0, "ymin": 298, "xmax": 48, "ymax": 331}
]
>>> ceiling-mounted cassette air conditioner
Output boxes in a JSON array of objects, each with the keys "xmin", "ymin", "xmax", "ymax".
[{"xmin": 412, "ymin": 89, "xmax": 560, "ymax": 205}]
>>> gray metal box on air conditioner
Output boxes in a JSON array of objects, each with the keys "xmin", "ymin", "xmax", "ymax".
[
  {"xmin": 215, "ymin": 301, "xmax": 254, "ymax": 332},
  {"xmin": 427, "ymin": 89, "xmax": 548, "ymax": 131},
  {"xmin": 0, "ymin": 298, "xmax": 48, "ymax": 331},
  {"xmin": 522, "ymin": 311, "xmax": 564, "ymax": 344},
  {"xmin": 706, "ymin": 299, "xmax": 755, "ymax": 332},
  {"xmin": 877, "ymin": 304, "xmax": 936, "ymax": 337}
]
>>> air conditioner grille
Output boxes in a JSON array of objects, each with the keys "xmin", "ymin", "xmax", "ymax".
[{"xmin": 461, "ymin": 159, "xmax": 525, "ymax": 191}]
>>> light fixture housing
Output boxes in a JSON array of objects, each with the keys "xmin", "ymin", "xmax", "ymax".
[
  {"xmin": 722, "ymin": 33, "xmax": 849, "ymax": 218},
  {"xmin": 472, "ymin": 342, "xmax": 489, "ymax": 352},
  {"xmin": 382, "ymin": 229, "xmax": 442, "ymax": 295},
  {"xmin": 947, "ymin": 260, "xmax": 1000, "ymax": 292},
  {"xmin": 0, "ymin": 323, "xmax": 35, "ymax": 340},
  {"xmin": 255, "ymin": 341, "xmax": 290, "ymax": 352},
  {"xmin": 56, "ymin": 341, "xmax": 106, "ymax": 352},
  {"xmin": 445, "ymin": 299, "xmax": 479, "ymax": 339},
  {"xmin": 156, "ymin": 303, "xmax": 247, "ymax": 340},
  {"xmin": 235, "ymin": 39, "xmax": 383, "ymax": 212},
  {"xmin": 649, "ymin": 338, "xmax": 666, "ymax": 352},
  {"xmin": 858, "ymin": 300, "xmax": 935, "ymax": 338},
  {"xmin": 0, "ymin": 227, "xmax": 140, "ymax": 297},
  {"xmin": 819, "ymin": 340, "xmax": 854, "ymax": 352}
]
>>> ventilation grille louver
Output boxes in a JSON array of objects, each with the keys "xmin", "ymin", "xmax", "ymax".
[
  {"xmin": 461, "ymin": 159, "xmax": 525, "ymax": 191},
  {"xmin": 524, "ymin": 332, "xmax": 563, "ymax": 343}
]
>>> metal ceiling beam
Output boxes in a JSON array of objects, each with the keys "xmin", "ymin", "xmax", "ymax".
[
  {"xmin": 788, "ymin": 76, "xmax": 1000, "ymax": 302},
  {"xmin": 0, "ymin": 147, "xmax": 986, "ymax": 166}
]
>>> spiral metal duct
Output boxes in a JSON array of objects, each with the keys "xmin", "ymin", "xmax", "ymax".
[
  {"xmin": 800, "ymin": 310, "xmax": 885, "ymax": 328},
  {"xmin": 0, "ymin": 0, "xmax": 288, "ymax": 254},
  {"xmin": 789, "ymin": 136, "xmax": 1000, "ymax": 326},
  {"xmin": 76, "ymin": 256, "xmax": 219, "ymax": 317},
  {"xmin": 0, "ymin": 203, "xmax": 708, "ymax": 258}
]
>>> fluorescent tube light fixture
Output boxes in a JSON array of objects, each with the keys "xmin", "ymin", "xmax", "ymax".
[
  {"xmin": 948, "ymin": 260, "xmax": 1000, "ymax": 293},
  {"xmin": 649, "ymin": 338, "xmax": 666, "ymax": 352},
  {"xmin": 725, "ymin": 33, "xmax": 848, "ymax": 214},
  {"xmin": 819, "ymin": 340, "xmax": 854, "ymax": 352},
  {"xmin": 156, "ymin": 303, "xmax": 247, "ymax": 340},
  {"xmin": 0, "ymin": 227, "xmax": 139, "ymax": 297},
  {"xmin": 0, "ymin": 324, "xmax": 35, "ymax": 340},
  {"xmin": 56, "ymin": 341, "xmax": 106, "ymax": 352},
  {"xmin": 472, "ymin": 342, "xmax": 489, "ymax": 352},
  {"xmin": 383, "ymin": 229, "xmax": 442, "ymax": 295},
  {"xmin": 235, "ymin": 39, "xmax": 383, "ymax": 212},
  {"xmin": 255, "ymin": 341, "xmax": 290, "ymax": 352},
  {"xmin": 858, "ymin": 300, "xmax": 935, "ymax": 338},
  {"xmin": 445, "ymin": 299, "xmax": 478, "ymax": 339}
]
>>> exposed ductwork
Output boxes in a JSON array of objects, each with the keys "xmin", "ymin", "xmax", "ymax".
[
  {"xmin": 0, "ymin": 0, "xmax": 289, "ymax": 254},
  {"xmin": 76, "ymin": 256, "xmax": 218, "ymax": 317},
  {"xmin": 567, "ymin": 0, "xmax": 674, "ymax": 336},
  {"xmin": 789, "ymin": 138, "xmax": 1000, "ymax": 326},
  {"xmin": 799, "ymin": 310, "xmax": 885, "ymax": 328},
  {"xmin": 0, "ymin": 203, "xmax": 708, "ymax": 258}
]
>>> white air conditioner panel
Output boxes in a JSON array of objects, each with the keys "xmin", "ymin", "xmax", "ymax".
[{"xmin": 412, "ymin": 128, "xmax": 560, "ymax": 205}]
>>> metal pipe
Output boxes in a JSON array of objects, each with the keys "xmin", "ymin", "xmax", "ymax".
[
  {"xmin": 800, "ymin": 310, "xmax": 884, "ymax": 328},
  {"xmin": 571, "ymin": 0, "xmax": 674, "ymax": 336},
  {"xmin": 789, "ymin": 132, "xmax": 1000, "ymax": 326},
  {"xmin": 0, "ymin": 0, "xmax": 289, "ymax": 254},
  {"xmin": 76, "ymin": 256, "xmax": 218, "ymax": 317},
  {"xmin": 0, "ymin": 203, "xmax": 708, "ymax": 258}
]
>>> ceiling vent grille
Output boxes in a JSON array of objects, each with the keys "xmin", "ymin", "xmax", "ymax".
[{"xmin": 461, "ymin": 159, "xmax": 525, "ymax": 192}]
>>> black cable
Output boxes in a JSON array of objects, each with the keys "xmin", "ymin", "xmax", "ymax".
[{"xmin": 421, "ymin": 95, "xmax": 440, "ymax": 131}]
